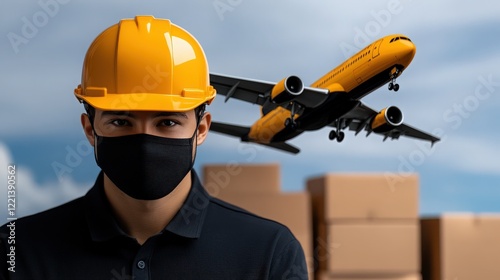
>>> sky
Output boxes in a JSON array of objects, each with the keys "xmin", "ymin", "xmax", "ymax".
[{"xmin": 1, "ymin": 0, "xmax": 499, "ymax": 221}]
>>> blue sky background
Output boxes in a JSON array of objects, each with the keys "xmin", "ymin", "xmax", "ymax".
[{"xmin": 1, "ymin": 0, "xmax": 499, "ymax": 221}]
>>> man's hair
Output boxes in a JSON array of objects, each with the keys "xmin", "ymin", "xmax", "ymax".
[
  {"xmin": 83, "ymin": 103, "xmax": 206, "ymax": 127},
  {"xmin": 83, "ymin": 102, "xmax": 96, "ymax": 125}
]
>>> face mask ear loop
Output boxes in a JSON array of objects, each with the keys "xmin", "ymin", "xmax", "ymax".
[
  {"xmin": 93, "ymin": 132, "xmax": 100, "ymax": 165},
  {"xmin": 81, "ymin": 108, "xmax": 100, "ymax": 165},
  {"xmin": 192, "ymin": 104, "xmax": 206, "ymax": 141},
  {"xmin": 191, "ymin": 104, "xmax": 206, "ymax": 166},
  {"xmin": 87, "ymin": 115, "xmax": 101, "ymax": 166}
]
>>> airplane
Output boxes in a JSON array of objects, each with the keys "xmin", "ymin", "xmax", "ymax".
[{"xmin": 209, "ymin": 34, "xmax": 440, "ymax": 154}]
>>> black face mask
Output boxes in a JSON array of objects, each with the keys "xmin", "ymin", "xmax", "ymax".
[{"xmin": 94, "ymin": 133, "xmax": 196, "ymax": 200}]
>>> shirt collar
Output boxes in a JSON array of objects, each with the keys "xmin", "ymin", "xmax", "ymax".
[
  {"xmin": 84, "ymin": 172, "xmax": 127, "ymax": 242},
  {"xmin": 164, "ymin": 169, "xmax": 210, "ymax": 239},
  {"xmin": 84, "ymin": 170, "xmax": 210, "ymax": 242}
]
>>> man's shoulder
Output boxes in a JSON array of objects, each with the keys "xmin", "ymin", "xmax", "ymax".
[
  {"xmin": 207, "ymin": 196, "xmax": 296, "ymax": 239},
  {"xmin": 204, "ymin": 196, "xmax": 307, "ymax": 278},
  {"xmin": 208, "ymin": 196, "xmax": 279, "ymax": 222}
]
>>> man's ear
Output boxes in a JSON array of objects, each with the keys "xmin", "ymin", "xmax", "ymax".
[
  {"xmin": 81, "ymin": 113, "xmax": 95, "ymax": 147},
  {"xmin": 196, "ymin": 111, "xmax": 211, "ymax": 146}
]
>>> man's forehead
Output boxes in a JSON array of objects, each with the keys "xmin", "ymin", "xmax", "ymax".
[{"xmin": 98, "ymin": 110, "xmax": 191, "ymax": 118}]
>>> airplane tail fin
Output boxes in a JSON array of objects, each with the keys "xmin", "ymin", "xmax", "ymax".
[{"xmin": 210, "ymin": 121, "xmax": 300, "ymax": 154}]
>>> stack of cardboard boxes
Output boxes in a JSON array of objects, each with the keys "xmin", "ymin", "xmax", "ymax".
[
  {"xmin": 202, "ymin": 163, "xmax": 314, "ymax": 280},
  {"xmin": 307, "ymin": 173, "xmax": 421, "ymax": 280},
  {"xmin": 201, "ymin": 162, "xmax": 500, "ymax": 279},
  {"xmin": 421, "ymin": 214, "xmax": 500, "ymax": 280}
]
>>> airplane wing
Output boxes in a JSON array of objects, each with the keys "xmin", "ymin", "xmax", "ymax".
[
  {"xmin": 210, "ymin": 121, "xmax": 300, "ymax": 154},
  {"xmin": 210, "ymin": 73, "xmax": 329, "ymax": 108},
  {"xmin": 338, "ymin": 103, "xmax": 440, "ymax": 144}
]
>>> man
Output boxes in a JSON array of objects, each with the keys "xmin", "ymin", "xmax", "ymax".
[{"xmin": 0, "ymin": 16, "xmax": 308, "ymax": 279}]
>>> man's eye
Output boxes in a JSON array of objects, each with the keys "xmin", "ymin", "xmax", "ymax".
[
  {"xmin": 111, "ymin": 119, "xmax": 130, "ymax": 126},
  {"xmin": 159, "ymin": 120, "xmax": 177, "ymax": 127}
]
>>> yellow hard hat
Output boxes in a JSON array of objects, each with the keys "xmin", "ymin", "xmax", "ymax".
[{"xmin": 74, "ymin": 16, "xmax": 216, "ymax": 112}]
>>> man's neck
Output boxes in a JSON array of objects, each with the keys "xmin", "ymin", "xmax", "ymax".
[{"xmin": 103, "ymin": 172, "xmax": 192, "ymax": 245}]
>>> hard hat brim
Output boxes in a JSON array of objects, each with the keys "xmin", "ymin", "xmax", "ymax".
[{"xmin": 76, "ymin": 92, "xmax": 211, "ymax": 112}]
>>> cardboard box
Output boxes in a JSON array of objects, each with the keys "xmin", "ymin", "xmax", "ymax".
[
  {"xmin": 421, "ymin": 214, "xmax": 500, "ymax": 280},
  {"xmin": 203, "ymin": 163, "xmax": 281, "ymax": 195},
  {"xmin": 317, "ymin": 221, "xmax": 420, "ymax": 275},
  {"xmin": 307, "ymin": 173, "xmax": 418, "ymax": 222},
  {"xmin": 317, "ymin": 272, "xmax": 421, "ymax": 280}
]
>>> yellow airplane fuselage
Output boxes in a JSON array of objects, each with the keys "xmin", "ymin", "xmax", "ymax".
[{"xmin": 248, "ymin": 34, "xmax": 416, "ymax": 143}]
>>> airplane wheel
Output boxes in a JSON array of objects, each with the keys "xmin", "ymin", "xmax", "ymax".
[
  {"xmin": 393, "ymin": 84, "xmax": 400, "ymax": 92},
  {"xmin": 388, "ymin": 82, "xmax": 394, "ymax": 91},
  {"xmin": 285, "ymin": 118, "xmax": 296, "ymax": 129},
  {"xmin": 336, "ymin": 131, "xmax": 345, "ymax": 142},
  {"xmin": 329, "ymin": 130, "xmax": 337, "ymax": 140}
]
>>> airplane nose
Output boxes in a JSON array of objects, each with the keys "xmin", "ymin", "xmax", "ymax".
[
  {"xmin": 406, "ymin": 42, "xmax": 416, "ymax": 57},
  {"xmin": 398, "ymin": 40, "xmax": 416, "ymax": 65}
]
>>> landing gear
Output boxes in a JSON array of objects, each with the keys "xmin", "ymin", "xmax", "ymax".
[
  {"xmin": 329, "ymin": 119, "xmax": 345, "ymax": 143},
  {"xmin": 285, "ymin": 117, "xmax": 297, "ymax": 129},
  {"xmin": 329, "ymin": 130, "xmax": 345, "ymax": 142},
  {"xmin": 388, "ymin": 82, "xmax": 399, "ymax": 92},
  {"xmin": 284, "ymin": 102, "xmax": 300, "ymax": 130},
  {"xmin": 388, "ymin": 67, "xmax": 401, "ymax": 92}
]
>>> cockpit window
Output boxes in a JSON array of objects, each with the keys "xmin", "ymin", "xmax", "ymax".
[{"xmin": 390, "ymin": 36, "xmax": 412, "ymax": 43}]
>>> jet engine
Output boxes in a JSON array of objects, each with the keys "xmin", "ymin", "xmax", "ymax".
[
  {"xmin": 371, "ymin": 106, "xmax": 404, "ymax": 132},
  {"xmin": 270, "ymin": 76, "xmax": 304, "ymax": 104}
]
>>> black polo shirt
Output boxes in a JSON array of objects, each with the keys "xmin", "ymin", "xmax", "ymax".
[{"xmin": 0, "ymin": 170, "xmax": 308, "ymax": 280}]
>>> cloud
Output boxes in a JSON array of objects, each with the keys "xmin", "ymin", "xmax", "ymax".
[
  {"xmin": 3, "ymin": 0, "xmax": 500, "ymax": 139},
  {"xmin": 431, "ymin": 135, "xmax": 500, "ymax": 175},
  {"xmin": 0, "ymin": 142, "xmax": 90, "ymax": 224},
  {"xmin": 2, "ymin": 0, "xmax": 500, "ymax": 215}
]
